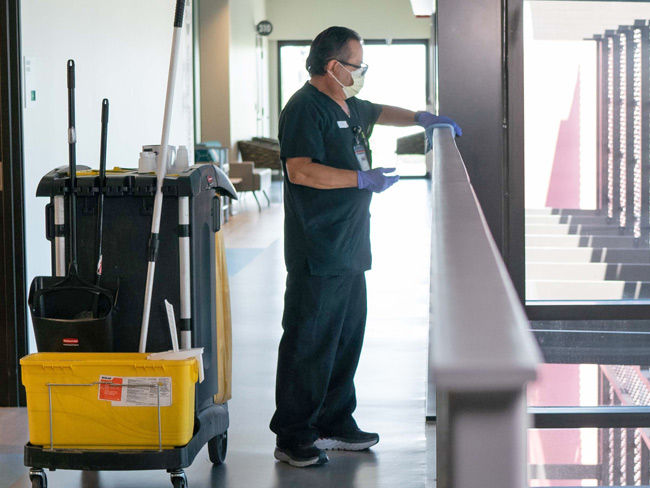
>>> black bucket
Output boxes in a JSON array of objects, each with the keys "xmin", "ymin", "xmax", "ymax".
[{"xmin": 28, "ymin": 276, "xmax": 118, "ymax": 352}]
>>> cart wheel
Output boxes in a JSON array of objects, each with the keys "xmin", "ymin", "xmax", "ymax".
[
  {"xmin": 29, "ymin": 469, "xmax": 47, "ymax": 488},
  {"xmin": 208, "ymin": 431, "xmax": 228, "ymax": 465},
  {"xmin": 170, "ymin": 469, "xmax": 188, "ymax": 488}
]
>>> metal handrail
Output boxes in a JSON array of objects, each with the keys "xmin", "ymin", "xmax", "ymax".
[{"xmin": 428, "ymin": 127, "xmax": 542, "ymax": 488}]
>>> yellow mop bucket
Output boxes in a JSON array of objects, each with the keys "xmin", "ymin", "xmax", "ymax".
[{"xmin": 21, "ymin": 353, "xmax": 198, "ymax": 450}]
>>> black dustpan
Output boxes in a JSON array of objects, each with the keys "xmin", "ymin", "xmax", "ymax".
[{"xmin": 28, "ymin": 60, "xmax": 117, "ymax": 352}]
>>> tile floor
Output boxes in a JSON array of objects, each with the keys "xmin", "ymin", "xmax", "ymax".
[{"xmin": 2, "ymin": 178, "xmax": 434, "ymax": 488}]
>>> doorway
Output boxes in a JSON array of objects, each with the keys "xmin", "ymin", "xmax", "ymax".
[{"xmin": 0, "ymin": 0, "xmax": 28, "ymax": 407}]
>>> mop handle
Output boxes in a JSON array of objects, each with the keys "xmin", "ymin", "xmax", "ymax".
[
  {"xmin": 139, "ymin": 0, "xmax": 186, "ymax": 353},
  {"xmin": 67, "ymin": 60, "xmax": 78, "ymax": 269},
  {"xmin": 95, "ymin": 99, "xmax": 109, "ymax": 282}
]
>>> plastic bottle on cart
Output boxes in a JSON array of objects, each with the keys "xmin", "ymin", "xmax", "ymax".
[
  {"xmin": 175, "ymin": 145, "xmax": 189, "ymax": 172},
  {"xmin": 138, "ymin": 151, "xmax": 157, "ymax": 173},
  {"xmin": 142, "ymin": 145, "xmax": 176, "ymax": 173}
]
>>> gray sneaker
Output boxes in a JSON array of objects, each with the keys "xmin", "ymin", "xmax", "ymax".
[
  {"xmin": 274, "ymin": 443, "xmax": 329, "ymax": 467},
  {"xmin": 314, "ymin": 429, "xmax": 379, "ymax": 451}
]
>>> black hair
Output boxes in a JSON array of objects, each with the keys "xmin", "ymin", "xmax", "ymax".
[{"xmin": 306, "ymin": 26, "xmax": 362, "ymax": 76}]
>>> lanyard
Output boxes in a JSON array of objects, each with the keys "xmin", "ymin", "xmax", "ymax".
[
  {"xmin": 351, "ymin": 125, "xmax": 367, "ymax": 147},
  {"xmin": 351, "ymin": 125, "xmax": 370, "ymax": 171}
]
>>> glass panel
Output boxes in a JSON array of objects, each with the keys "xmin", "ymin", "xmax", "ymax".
[
  {"xmin": 362, "ymin": 43, "xmax": 427, "ymax": 177},
  {"xmin": 530, "ymin": 363, "xmax": 650, "ymax": 485},
  {"xmin": 528, "ymin": 427, "xmax": 650, "ymax": 486},
  {"xmin": 279, "ymin": 44, "xmax": 311, "ymax": 110},
  {"xmin": 279, "ymin": 42, "xmax": 428, "ymax": 176},
  {"xmin": 529, "ymin": 363, "xmax": 650, "ymax": 408},
  {"xmin": 523, "ymin": 1, "xmax": 650, "ymax": 302}
]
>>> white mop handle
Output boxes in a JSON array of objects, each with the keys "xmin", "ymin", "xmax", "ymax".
[
  {"xmin": 139, "ymin": 1, "xmax": 185, "ymax": 353},
  {"xmin": 152, "ymin": 26, "xmax": 182, "ymax": 235}
]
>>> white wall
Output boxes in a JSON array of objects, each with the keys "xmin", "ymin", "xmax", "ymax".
[{"xmin": 21, "ymin": 0, "xmax": 195, "ymax": 350}]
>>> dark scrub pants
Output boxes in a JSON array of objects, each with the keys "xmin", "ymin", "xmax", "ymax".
[
  {"xmin": 270, "ymin": 82, "xmax": 383, "ymax": 445},
  {"xmin": 271, "ymin": 272, "xmax": 367, "ymax": 444}
]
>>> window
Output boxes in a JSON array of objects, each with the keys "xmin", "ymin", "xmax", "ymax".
[
  {"xmin": 279, "ymin": 40, "xmax": 429, "ymax": 176},
  {"xmin": 524, "ymin": 1, "xmax": 650, "ymax": 304}
]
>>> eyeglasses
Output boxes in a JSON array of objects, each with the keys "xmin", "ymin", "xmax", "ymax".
[{"xmin": 336, "ymin": 60, "xmax": 368, "ymax": 75}]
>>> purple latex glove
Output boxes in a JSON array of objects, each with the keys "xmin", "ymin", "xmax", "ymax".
[
  {"xmin": 357, "ymin": 168, "xmax": 400, "ymax": 193},
  {"xmin": 416, "ymin": 111, "xmax": 462, "ymax": 137}
]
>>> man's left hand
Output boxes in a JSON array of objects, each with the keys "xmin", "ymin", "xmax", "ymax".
[{"xmin": 357, "ymin": 168, "xmax": 399, "ymax": 193}]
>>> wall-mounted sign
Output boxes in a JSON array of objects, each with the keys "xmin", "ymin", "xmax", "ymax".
[{"xmin": 256, "ymin": 20, "xmax": 273, "ymax": 36}]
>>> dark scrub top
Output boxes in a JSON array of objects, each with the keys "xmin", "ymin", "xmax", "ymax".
[{"xmin": 279, "ymin": 81, "xmax": 383, "ymax": 276}]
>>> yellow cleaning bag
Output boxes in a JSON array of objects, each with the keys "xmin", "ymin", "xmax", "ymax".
[{"xmin": 214, "ymin": 232, "xmax": 232, "ymax": 404}]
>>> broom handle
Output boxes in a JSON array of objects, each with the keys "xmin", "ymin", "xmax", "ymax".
[
  {"xmin": 67, "ymin": 60, "xmax": 78, "ymax": 272},
  {"xmin": 95, "ymin": 99, "xmax": 109, "ymax": 285},
  {"xmin": 139, "ymin": 0, "xmax": 186, "ymax": 353}
]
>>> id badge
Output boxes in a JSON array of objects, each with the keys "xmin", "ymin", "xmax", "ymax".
[{"xmin": 354, "ymin": 144, "xmax": 371, "ymax": 171}]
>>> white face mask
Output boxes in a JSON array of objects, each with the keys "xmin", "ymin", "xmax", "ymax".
[{"xmin": 328, "ymin": 62, "xmax": 365, "ymax": 99}]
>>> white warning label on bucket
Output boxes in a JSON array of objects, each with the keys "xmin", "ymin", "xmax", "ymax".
[{"xmin": 98, "ymin": 375, "xmax": 172, "ymax": 407}]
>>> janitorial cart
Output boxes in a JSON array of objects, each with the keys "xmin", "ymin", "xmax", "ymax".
[{"xmin": 21, "ymin": 1, "xmax": 237, "ymax": 487}]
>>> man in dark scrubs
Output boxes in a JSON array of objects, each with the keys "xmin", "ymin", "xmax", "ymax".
[{"xmin": 271, "ymin": 26, "xmax": 461, "ymax": 468}]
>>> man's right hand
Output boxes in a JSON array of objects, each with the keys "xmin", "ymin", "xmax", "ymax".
[
  {"xmin": 416, "ymin": 111, "xmax": 462, "ymax": 137},
  {"xmin": 357, "ymin": 168, "xmax": 399, "ymax": 193}
]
